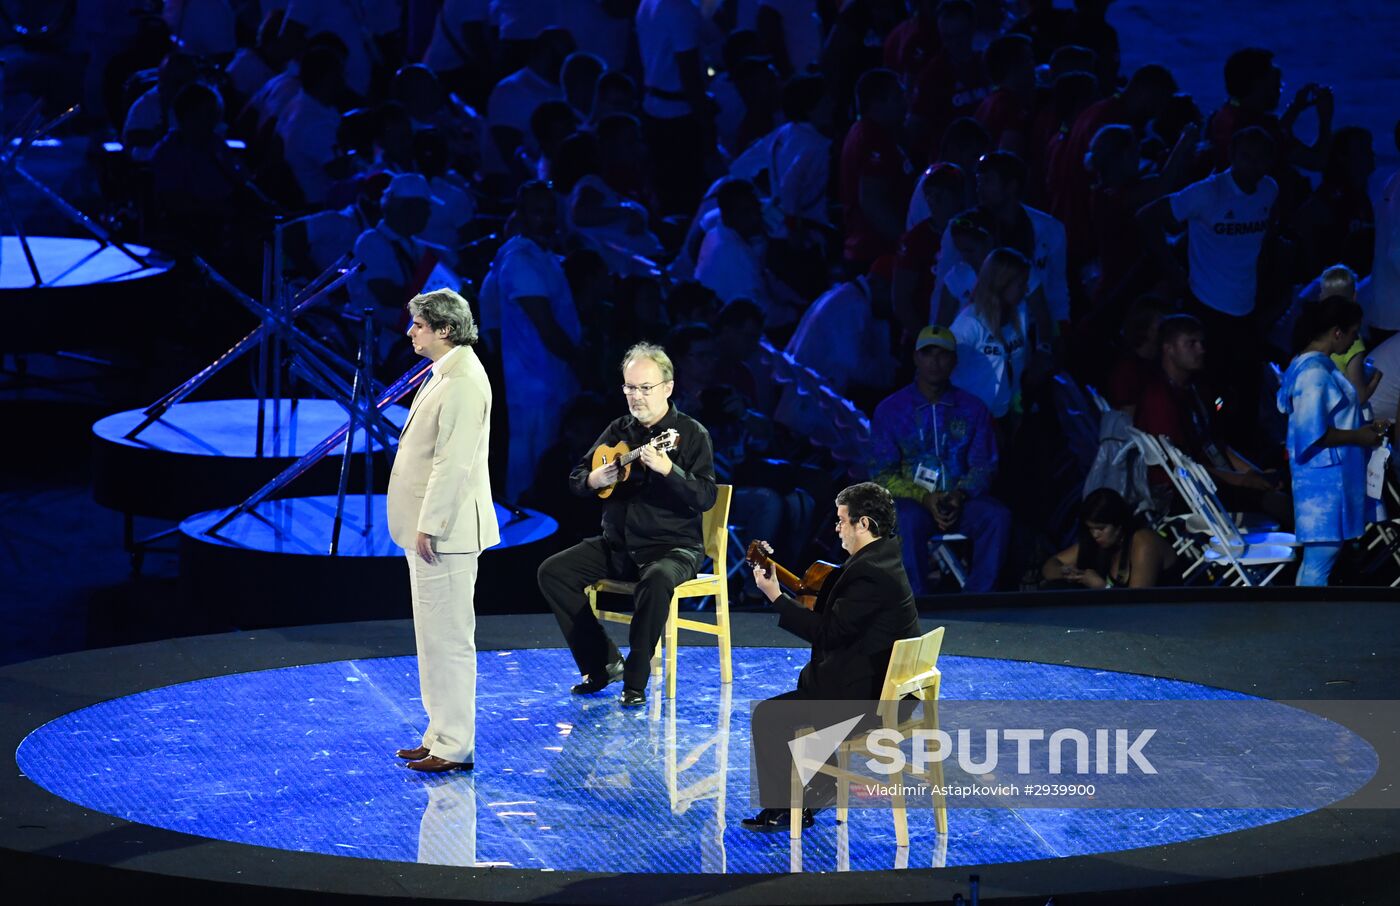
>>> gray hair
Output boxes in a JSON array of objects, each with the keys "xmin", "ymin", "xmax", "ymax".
[
  {"xmin": 620, "ymin": 341, "xmax": 674, "ymax": 381},
  {"xmin": 408, "ymin": 288, "xmax": 478, "ymax": 346}
]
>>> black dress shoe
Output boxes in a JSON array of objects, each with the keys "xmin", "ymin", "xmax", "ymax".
[
  {"xmin": 740, "ymin": 807, "xmax": 816, "ymax": 832},
  {"xmin": 618, "ymin": 687, "xmax": 646, "ymax": 707},
  {"xmin": 571, "ymin": 659, "xmax": 624, "ymax": 694}
]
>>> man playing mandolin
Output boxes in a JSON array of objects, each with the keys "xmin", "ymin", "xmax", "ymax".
[{"xmin": 537, "ymin": 342, "xmax": 718, "ymax": 707}]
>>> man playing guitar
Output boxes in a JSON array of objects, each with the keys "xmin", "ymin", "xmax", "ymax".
[{"xmin": 537, "ymin": 342, "xmax": 718, "ymax": 707}]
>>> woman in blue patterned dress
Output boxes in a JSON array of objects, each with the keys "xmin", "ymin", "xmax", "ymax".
[{"xmin": 1277, "ymin": 297, "xmax": 1392, "ymax": 586}]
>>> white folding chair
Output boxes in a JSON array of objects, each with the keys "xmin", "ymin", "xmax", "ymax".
[
  {"xmin": 1157, "ymin": 437, "xmax": 1295, "ymax": 545},
  {"xmin": 1160, "ymin": 440, "xmax": 1295, "ymax": 586},
  {"xmin": 1123, "ymin": 428, "xmax": 1209, "ymax": 575},
  {"xmin": 927, "ymin": 533, "xmax": 969, "ymax": 588},
  {"xmin": 1085, "ymin": 384, "xmax": 1112, "ymax": 414}
]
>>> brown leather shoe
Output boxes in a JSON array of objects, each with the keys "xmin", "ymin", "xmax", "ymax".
[
  {"xmin": 395, "ymin": 745, "xmax": 431, "ymax": 760},
  {"xmin": 406, "ymin": 755, "xmax": 473, "ymax": 773}
]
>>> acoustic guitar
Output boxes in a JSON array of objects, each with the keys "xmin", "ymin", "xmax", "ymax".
[
  {"xmin": 591, "ymin": 428, "xmax": 681, "ymax": 498},
  {"xmin": 745, "ymin": 540, "xmax": 840, "ymax": 611}
]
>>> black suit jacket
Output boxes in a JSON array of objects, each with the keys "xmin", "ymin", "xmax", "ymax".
[{"xmin": 771, "ymin": 537, "xmax": 921, "ymax": 700}]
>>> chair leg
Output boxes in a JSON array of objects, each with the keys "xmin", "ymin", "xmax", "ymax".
[
  {"xmin": 836, "ymin": 746, "xmax": 850, "ymax": 825},
  {"xmin": 790, "ymin": 764, "xmax": 803, "ymax": 840},
  {"xmin": 890, "ymin": 766, "xmax": 909, "ymax": 848},
  {"xmin": 666, "ymin": 593, "xmax": 679, "ymax": 700},
  {"xmin": 717, "ymin": 586, "xmax": 733, "ymax": 685},
  {"xmin": 924, "ymin": 695, "xmax": 948, "ymax": 836}
]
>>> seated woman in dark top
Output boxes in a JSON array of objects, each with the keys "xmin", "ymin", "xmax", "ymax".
[{"xmin": 1042, "ymin": 488, "xmax": 1181, "ymax": 588}]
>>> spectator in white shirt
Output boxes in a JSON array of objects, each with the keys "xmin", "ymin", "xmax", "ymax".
[
  {"xmin": 555, "ymin": 131, "xmax": 664, "ymax": 275},
  {"xmin": 695, "ymin": 179, "xmax": 802, "ymax": 330},
  {"xmin": 275, "ymin": 43, "xmax": 346, "ymax": 206},
  {"xmin": 351, "ymin": 173, "xmax": 449, "ymax": 366},
  {"xmin": 774, "ymin": 261, "xmax": 899, "ymax": 444},
  {"xmin": 1366, "ymin": 330, "xmax": 1400, "ymax": 429},
  {"xmin": 123, "ymin": 53, "xmax": 201, "ymax": 162},
  {"xmin": 485, "ymin": 28, "xmax": 574, "ymax": 179},
  {"xmin": 281, "ymin": 0, "xmax": 379, "ymax": 99},
  {"xmin": 636, "ymin": 0, "xmax": 714, "ymax": 214},
  {"xmin": 1139, "ymin": 126, "xmax": 1278, "ymax": 447},
  {"xmin": 478, "ymin": 181, "xmax": 584, "ymax": 502},
  {"xmin": 422, "ymin": 0, "xmax": 491, "ymax": 105},
  {"xmin": 728, "ymin": 74, "xmax": 832, "ymax": 230},
  {"xmin": 224, "ymin": 10, "xmax": 294, "ymax": 110},
  {"xmin": 951, "ymin": 247, "xmax": 1031, "ymax": 419},
  {"xmin": 934, "ymin": 151, "xmax": 1066, "ymax": 341}
]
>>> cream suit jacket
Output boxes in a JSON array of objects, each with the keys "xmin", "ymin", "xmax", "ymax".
[{"xmin": 387, "ymin": 345, "xmax": 501, "ymax": 553}]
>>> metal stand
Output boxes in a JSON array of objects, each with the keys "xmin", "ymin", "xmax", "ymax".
[
  {"xmin": 117, "ymin": 225, "xmax": 371, "ymax": 569},
  {"xmin": 203, "ymin": 355, "xmax": 431, "ymax": 548},
  {"xmin": 123, "ymin": 238, "xmax": 360, "ymax": 444},
  {"xmin": 0, "ymin": 101, "xmax": 151, "ymax": 286}
]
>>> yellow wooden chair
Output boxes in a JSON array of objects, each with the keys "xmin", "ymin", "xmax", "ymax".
[
  {"xmin": 788, "ymin": 625, "xmax": 948, "ymax": 844},
  {"xmin": 585, "ymin": 484, "xmax": 733, "ymax": 699}
]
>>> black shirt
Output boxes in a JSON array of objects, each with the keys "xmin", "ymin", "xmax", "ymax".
[{"xmin": 569, "ymin": 404, "xmax": 717, "ymax": 560}]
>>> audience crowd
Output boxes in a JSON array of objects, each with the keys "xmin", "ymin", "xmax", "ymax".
[{"xmin": 69, "ymin": 0, "xmax": 1400, "ymax": 595}]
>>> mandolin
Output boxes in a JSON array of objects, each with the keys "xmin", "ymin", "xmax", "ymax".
[
  {"xmin": 745, "ymin": 540, "xmax": 839, "ymax": 611},
  {"xmin": 591, "ymin": 428, "xmax": 681, "ymax": 498}
]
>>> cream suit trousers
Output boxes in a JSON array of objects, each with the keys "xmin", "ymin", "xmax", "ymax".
[{"xmin": 406, "ymin": 548, "xmax": 479, "ymax": 763}]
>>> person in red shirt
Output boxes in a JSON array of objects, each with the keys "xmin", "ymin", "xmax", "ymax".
[
  {"xmin": 1290, "ymin": 126, "xmax": 1376, "ymax": 280},
  {"xmin": 1048, "ymin": 63, "xmax": 1177, "ymax": 262},
  {"xmin": 841, "ymin": 67, "xmax": 913, "ymax": 272},
  {"xmin": 1085, "ymin": 121, "xmax": 1198, "ymax": 311},
  {"xmin": 1103, "ymin": 294, "xmax": 1170, "ymax": 413},
  {"xmin": 1134, "ymin": 314, "xmax": 1291, "ymax": 522},
  {"xmin": 908, "ymin": 0, "xmax": 989, "ymax": 159},
  {"xmin": 1033, "ymin": 71, "xmax": 1099, "ymax": 209},
  {"xmin": 975, "ymin": 34, "xmax": 1037, "ymax": 157},
  {"xmin": 1205, "ymin": 48, "xmax": 1332, "ymax": 176},
  {"xmin": 883, "ymin": 0, "xmax": 942, "ymax": 83},
  {"xmin": 893, "ymin": 162, "xmax": 968, "ymax": 336}
]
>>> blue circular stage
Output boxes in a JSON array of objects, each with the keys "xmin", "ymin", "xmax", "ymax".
[
  {"xmin": 180, "ymin": 495, "xmax": 557, "ymax": 557},
  {"xmin": 15, "ymin": 647, "xmax": 1373, "ymax": 875}
]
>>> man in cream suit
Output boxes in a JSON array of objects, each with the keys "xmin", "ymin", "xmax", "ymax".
[{"xmin": 388, "ymin": 288, "xmax": 500, "ymax": 773}]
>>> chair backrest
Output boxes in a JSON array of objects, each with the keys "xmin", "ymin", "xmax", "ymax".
[
  {"xmin": 879, "ymin": 626, "xmax": 945, "ymax": 712},
  {"xmin": 1158, "ymin": 437, "xmax": 1243, "ymax": 548},
  {"xmin": 1086, "ymin": 384, "xmax": 1112, "ymax": 414},
  {"xmin": 702, "ymin": 484, "xmax": 733, "ymax": 574}
]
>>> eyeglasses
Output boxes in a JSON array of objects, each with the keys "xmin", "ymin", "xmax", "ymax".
[{"xmin": 621, "ymin": 381, "xmax": 671, "ymax": 396}]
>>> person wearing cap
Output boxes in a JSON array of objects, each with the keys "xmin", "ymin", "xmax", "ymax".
[
  {"xmin": 870, "ymin": 325, "xmax": 1010, "ymax": 595},
  {"xmin": 351, "ymin": 173, "xmax": 443, "ymax": 330}
]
